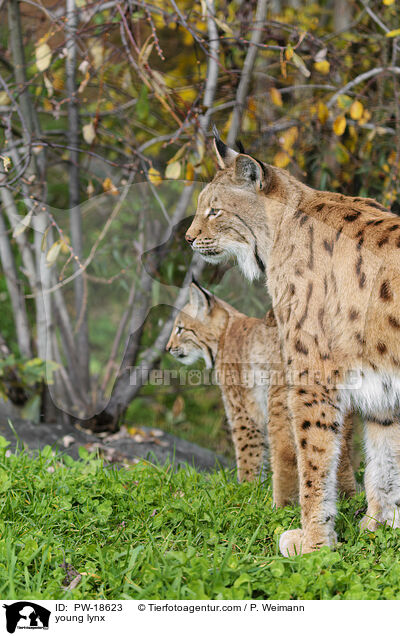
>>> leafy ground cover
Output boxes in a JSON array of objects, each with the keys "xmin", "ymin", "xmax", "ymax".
[{"xmin": 0, "ymin": 437, "xmax": 400, "ymax": 600}]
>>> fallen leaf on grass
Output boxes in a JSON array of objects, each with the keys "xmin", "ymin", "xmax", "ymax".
[{"xmin": 60, "ymin": 560, "xmax": 81, "ymax": 589}]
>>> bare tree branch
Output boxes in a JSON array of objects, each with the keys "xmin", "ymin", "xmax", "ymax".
[{"xmin": 226, "ymin": 0, "xmax": 269, "ymax": 146}]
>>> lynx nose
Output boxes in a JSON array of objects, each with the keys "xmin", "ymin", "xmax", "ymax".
[{"xmin": 185, "ymin": 233, "xmax": 195, "ymax": 245}]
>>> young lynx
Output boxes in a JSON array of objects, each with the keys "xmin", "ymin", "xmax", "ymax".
[
  {"xmin": 185, "ymin": 130, "xmax": 400, "ymax": 556},
  {"xmin": 166, "ymin": 279, "xmax": 356, "ymax": 504}
]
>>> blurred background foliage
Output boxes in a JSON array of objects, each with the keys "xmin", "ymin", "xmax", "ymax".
[{"xmin": 0, "ymin": 0, "xmax": 399, "ymax": 455}]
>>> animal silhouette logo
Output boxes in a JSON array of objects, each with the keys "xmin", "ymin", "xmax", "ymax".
[{"xmin": 3, "ymin": 602, "xmax": 50, "ymax": 633}]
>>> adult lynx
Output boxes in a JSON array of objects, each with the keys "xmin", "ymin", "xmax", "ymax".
[{"xmin": 185, "ymin": 131, "xmax": 400, "ymax": 556}]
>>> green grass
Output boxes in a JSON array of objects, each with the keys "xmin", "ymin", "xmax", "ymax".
[{"xmin": 1, "ymin": 436, "xmax": 400, "ymax": 600}]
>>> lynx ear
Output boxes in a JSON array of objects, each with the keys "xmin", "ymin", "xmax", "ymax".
[
  {"xmin": 234, "ymin": 154, "xmax": 266, "ymax": 191},
  {"xmin": 212, "ymin": 125, "xmax": 238, "ymax": 169},
  {"xmin": 189, "ymin": 280, "xmax": 214, "ymax": 317}
]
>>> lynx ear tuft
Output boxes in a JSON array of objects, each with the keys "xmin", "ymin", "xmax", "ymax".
[{"xmin": 212, "ymin": 125, "xmax": 239, "ymax": 169}]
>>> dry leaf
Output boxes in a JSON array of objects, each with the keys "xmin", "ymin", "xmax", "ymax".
[
  {"xmin": 1, "ymin": 155, "xmax": 11, "ymax": 173},
  {"xmin": 0, "ymin": 92, "xmax": 11, "ymax": 106},
  {"xmin": 102, "ymin": 177, "xmax": 118, "ymax": 195},
  {"xmin": 35, "ymin": 43, "xmax": 52, "ymax": 72},
  {"xmin": 291, "ymin": 52, "xmax": 310, "ymax": 77},
  {"xmin": 172, "ymin": 395, "xmax": 184, "ymax": 417},
  {"xmin": 12, "ymin": 210, "xmax": 33, "ymax": 237},
  {"xmin": 82, "ymin": 122, "xmax": 96, "ymax": 144},
  {"xmin": 314, "ymin": 48, "xmax": 328, "ymax": 62},
  {"xmin": 43, "ymin": 74, "xmax": 54, "ymax": 97},
  {"xmin": 165, "ymin": 161, "xmax": 181, "ymax": 179},
  {"xmin": 46, "ymin": 240, "xmax": 62, "ymax": 266}
]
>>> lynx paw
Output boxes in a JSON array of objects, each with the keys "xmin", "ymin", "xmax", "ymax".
[
  {"xmin": 279, "ymin": 529, "xmax": 304, "ymax": 557},
  {"xmin": 359, "ymin": 515, "xmax": 379, "ymax": 532},
  {"xmin": 279, "ymin": 528, "xmax": 337, "ymax": 557}
]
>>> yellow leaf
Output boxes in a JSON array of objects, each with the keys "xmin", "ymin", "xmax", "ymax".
[
  {"xmin": 0, "ymin": 92, "xmax": 11, "ymax": 106},
  {"xmin": 333, "ymin": 114, "xmax": 347, "ymax": 136},
  {"xmin": 273, "ymin": 151, "xmax": 290, "ymax": 168},
  {"xmin": 102, "ymin": 177, "xmax": 118, "ymax": 194},
  {"xmin": 82, "ymin": 122, "xmax": 96, "ymax": 144},
  {"xmin": 386, "ymin": 28, "xmax": 400, "ymax": 37},
  {"xmin": 270, "ymin": 87, "xmax": 283, "ymax": 107},
  {"xmin": 314, "ymin": 60, "xmax": 330, "ymax": 74},
  {"xmin": 46, "ymin": 240, "xmax": 62, "ymax": 266},
  {"xmin": 285, "ymin": 45, "xmax": 293, "ymax": 61},
  {"xmin": 317, "ymin": 101, "xmax": 329, "ymax": 124},
  {"xmin": 280, "ymin": 127, "xmax": 298, "ymax": 152},
  {"xmin": 350, "ymin": 100, "xmax": 364, "ymax": 120},
  {"xmin": 383, "ymin": 0, "xmax": 395, "ymax": 5},
  {"xmin": 148, "ymin": 167, "xmax": 162, "ymax": 186},
  {"xmin": 35, "ymin": 43, "xmax": 52, "ymax": 72},
  {"xmin": 185, "ymin": 162, "xmax": 194, "ymax": 182},
  {"xmin": 165, "ymin": 161, "xmax": 181, "ymax": 179}
]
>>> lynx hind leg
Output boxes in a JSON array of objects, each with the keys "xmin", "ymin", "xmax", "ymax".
[
  {"xmin": 361, "ymin": 420, "xmax": 400, "ymax": 531},
  {"xmin": 268, "ymin": 384, "xmax": 298, "ymax": 507},
  {"xmin": 337, "ymin": 412, "xmax": 356, "ymax": 498},
  {"xmin": 222, "ymin": 385, "xmax": 267, "ymax": 482}
]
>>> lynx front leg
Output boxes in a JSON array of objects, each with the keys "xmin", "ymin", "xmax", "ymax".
[
  {"xmin": 337, "ymin": 413, "xmax": 356, "ymax": 498},
  {"xmin": 268, "ymin": 383, "xmax": 298, "ymax": 506},
  {"xmin": 279, "ymin": 384, "xmax": 343, "ymax": 557},
  {"xmin": 360, "ymin": 420, "xmax": 400, "ymax": 531}
]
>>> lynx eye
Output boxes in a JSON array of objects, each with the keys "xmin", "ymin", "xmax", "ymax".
[
  {"xmin": 207, "ymin": 207, "xmax": 221, "ymax": 218},
  {"xmin": 175, "ymin": 326, "xmax": 184, "ymax": 335}
]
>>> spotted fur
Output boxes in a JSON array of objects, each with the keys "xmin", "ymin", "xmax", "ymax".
[
  {"xmin": 185, "ymin": 134, "xmax": 400, "ymax": 556},
  {"xmin": 166, "ymin": 281, "xmax": 356, "ymax": 503}
]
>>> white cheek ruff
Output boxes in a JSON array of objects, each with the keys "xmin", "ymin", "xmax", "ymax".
[
  {"xmin": 177, "ymin": 349, "xmax": 204, "ymax": 366},
  {"xmin": 226, "ymin": 242, "xmax": 262, "ymax": 282}
]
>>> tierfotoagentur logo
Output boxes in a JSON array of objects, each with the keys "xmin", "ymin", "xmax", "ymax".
[{"xmin": 3, "ymin": 603, "xmax": 50, "ymax": 634}]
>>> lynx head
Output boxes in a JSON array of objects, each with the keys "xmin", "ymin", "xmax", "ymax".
[
  {"xmin": 166, "ymin": 279, "xmax": 229, "ymax": 369},
  {"xmin": 185, "ymin": 129, "xmax": 293, "ymax": 281}
]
